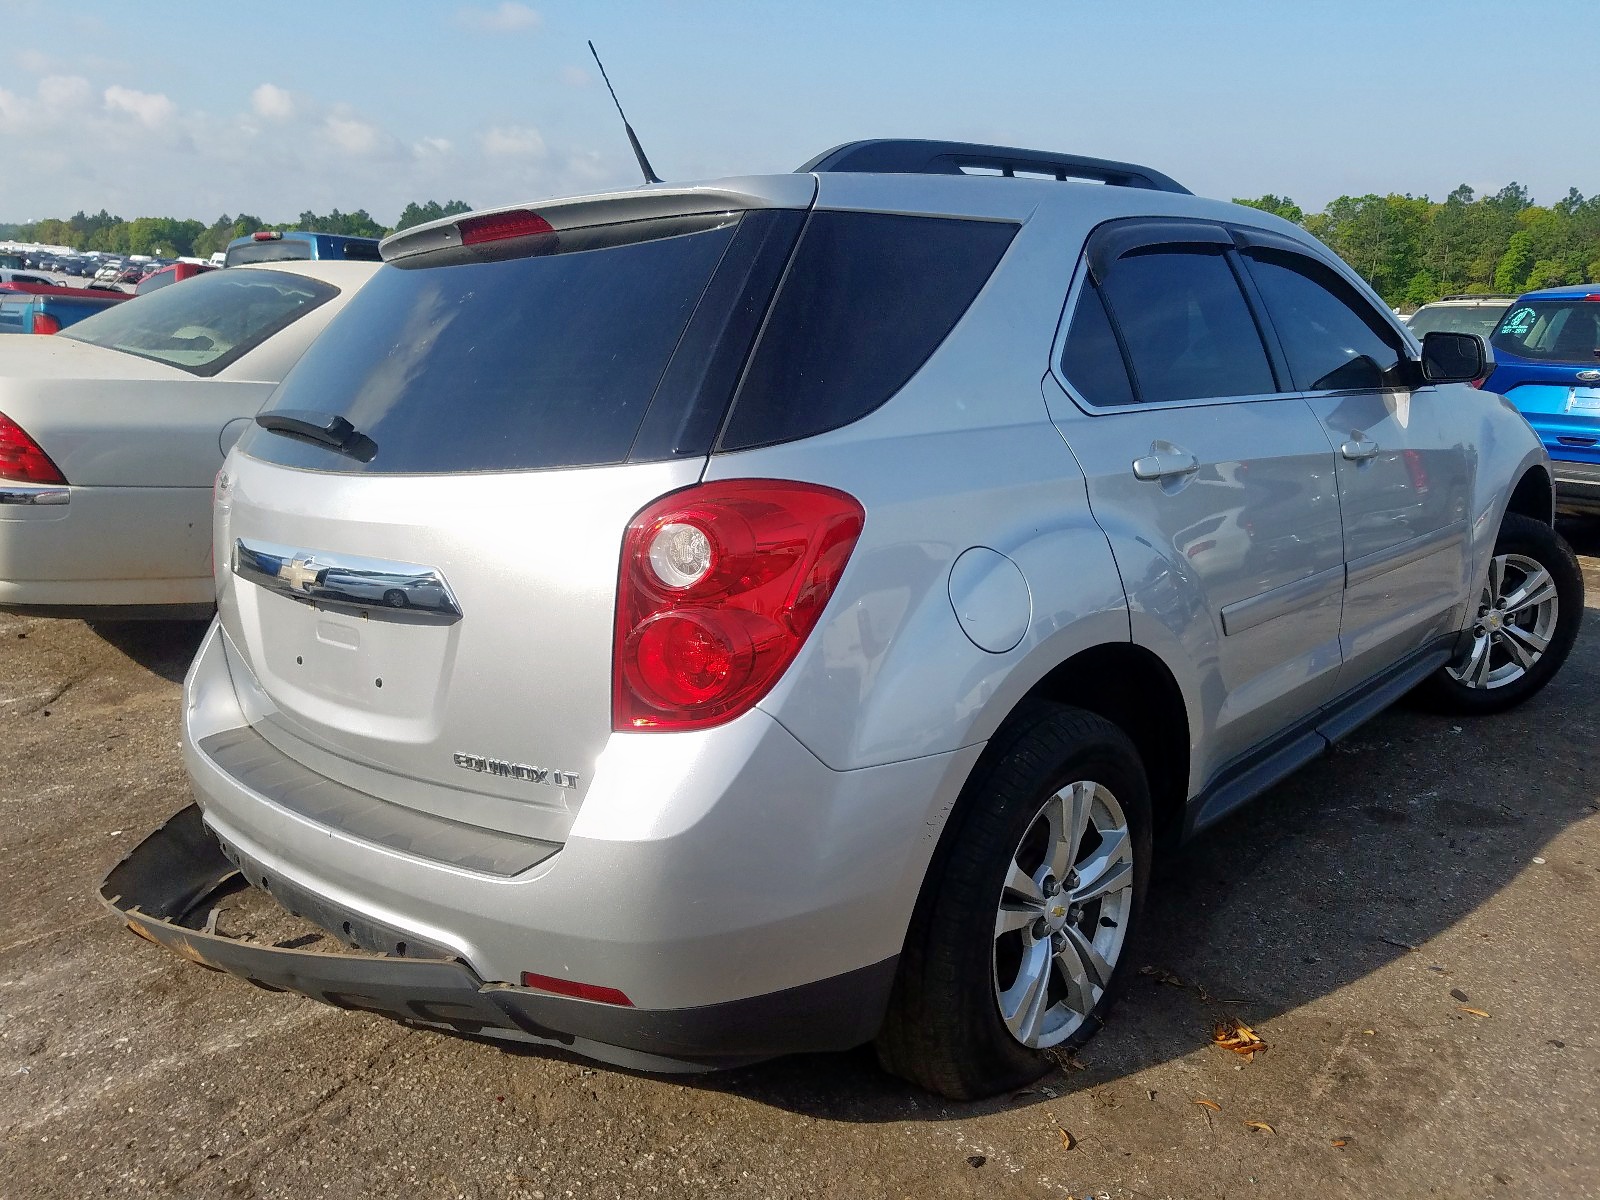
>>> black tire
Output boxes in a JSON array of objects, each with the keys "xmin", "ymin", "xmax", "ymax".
[
  {"xmin": 1417, "ymin": 513, "xmax": 1583, "ymax": 715},
  {"xmin": 382, "ymin": 589, "xmax": 408, "ymax": 608},
  {"xmin": 875, "ymin": 704, "xmax": 1152, "ymax": 1100}
]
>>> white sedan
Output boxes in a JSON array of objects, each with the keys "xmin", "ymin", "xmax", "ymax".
[{"xmin": 0, "ymin": 260, "xmax": 378, "ymax": 617}]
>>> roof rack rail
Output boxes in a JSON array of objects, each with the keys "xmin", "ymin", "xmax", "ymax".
[{"xmin": 798, "ymin": 139, "xmax": 1190, "ymax": 195}]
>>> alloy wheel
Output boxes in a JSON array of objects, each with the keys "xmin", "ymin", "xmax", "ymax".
[
  {"xmin": 1446, "ymin": 552, "xmax": 1560, "ymax": 690},
  {"xmin": 992, "ymin": 779, "xmax": 1134, "ymax": 1049}
]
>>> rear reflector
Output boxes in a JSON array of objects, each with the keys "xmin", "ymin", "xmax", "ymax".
[
  {"xmin": 0, "ymin": 412, "xmax": 68, "ymax": 485},
  {"xmin": 458, "ymin": 210, "xmax": 555, "ymax": 246},
  {"xmin": 32, "ymin": 312, "xmax": 61, "ymax": 335},
  {"xmin": 520, "ymin": 971, "xmax": 633, "ymax": 1007}
]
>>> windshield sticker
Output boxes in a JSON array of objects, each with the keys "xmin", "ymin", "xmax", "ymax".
[{"xmin": 1499, "ymin": 307, "xmax": 1536, "ymax": 335}]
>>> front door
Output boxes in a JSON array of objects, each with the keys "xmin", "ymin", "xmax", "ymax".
[{"xmin": 1235, "ymin": 234, "xmax": 1473, "ymax": 685}]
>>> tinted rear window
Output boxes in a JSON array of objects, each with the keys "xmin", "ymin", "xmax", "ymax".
[
  {"xmin": 60, "ymin": 268, "xmax": 337, "ymax": 376},
  {"xmin": 1492, "ymin": 300, "xmax": 1600, "ymax": 364},
  {"xmin": 1408, "ymin": 302, "xmax": 1509, "ymax": 340},
  {"xmin": 243, "ymin": 214, "xmax": 745, "ymax": 474},
  {"xmin": 718, "ymin": 212, "xmax": 1016, "ymax": 449}
]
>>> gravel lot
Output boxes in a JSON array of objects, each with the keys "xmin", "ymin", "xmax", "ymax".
[{"xmin": 3, "ymin": 528, "xmax": 1599, "ymax": 1200}]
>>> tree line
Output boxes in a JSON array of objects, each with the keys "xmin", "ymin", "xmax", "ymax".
[
  {"xmin": 0, "ymin": 200, "xmax": 472, "ymax": 259},
  {"xmin": 1235, "ymin": 184, "xmax": 1600, "ymax": 308},
  {"xmin": 6, "ymin": 186, "xmax": 1598, "ymax": 307}
]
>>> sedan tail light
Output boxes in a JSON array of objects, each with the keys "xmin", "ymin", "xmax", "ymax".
[
  {"xmin": 31, "ymin": 313, "xmax": 61, "ymax": 335},
  {"xmin": 0, "ymin": 412, "xmax": 67, "ymax": 485},
  {"xmin": 614, "ymin": 480, "xmax": 865, "ymax": 731}
]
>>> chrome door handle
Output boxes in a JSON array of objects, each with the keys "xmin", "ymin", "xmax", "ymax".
[
  {"xmin": 1340, "ymin": 437, "xmax": 1380, "ymax": 461},
  {"xmin": 1131, "ymin": 450, "xmax": 1200, "ymax": 481}
]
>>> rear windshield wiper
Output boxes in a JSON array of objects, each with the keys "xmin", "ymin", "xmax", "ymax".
[{"xmin": 255, "ymin": 410, "xmax": 377, "ymax": 463}]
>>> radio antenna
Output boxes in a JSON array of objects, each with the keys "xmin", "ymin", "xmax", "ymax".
[{"xmin": 588, "ymin": 41, "xmax": 662, "ymax": 185}]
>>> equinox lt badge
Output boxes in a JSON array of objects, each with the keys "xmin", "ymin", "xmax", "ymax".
[{"xmin": 453, "ymin": 752, "xmax": 579, "ymax": 789}]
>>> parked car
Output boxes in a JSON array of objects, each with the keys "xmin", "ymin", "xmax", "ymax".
[
  {"xmin": 135, "ymin": 261, "xmax": 217, "ymax": 295},
  {"xmin": 1409, "ymin": 294, "xmax": 1518, "ymax": 341},
  {"xmin": 0, "ymin": 260, "xmax": 378, "ymax": 616},
  {"xmin": 224, "ymin": 230, "xmax": 383, "ymax": 267},
  {"xmin": 102, "ymin": 139, "xmax": 1580, "ymax": 1100},
  {"xmin": 1482, "ymin": 286, "xmax": 1600, "ymax": 515},
  {"xmin": 0, "ymin": 269, "xmax": 58, "ymax": 288},
  {"xmin": 0, "ymin": 281, "xmax": 128, "ymax": 334}
]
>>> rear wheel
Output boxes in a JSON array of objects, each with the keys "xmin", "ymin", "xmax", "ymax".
[
  {"xmin": 1418, "ymin": 514, "xmax": 1582, "ymax": 714},
  {"xmin": 876, "ymin": 705, "xmax": 1150, "ymax": 1099}
]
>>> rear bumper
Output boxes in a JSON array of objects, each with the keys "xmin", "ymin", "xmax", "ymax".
[
  {"xmin": 0, "ymin": 483, "xmax": 213, "ymax": 614},
  {"xmin": 1551, "ymin": 458, "xmax": 1600, "ymax": 515},
  {"xmin": 100, "ymin": 805, "xmax": 895, "ymax": 1071},
  {"xmin": 155, "ymin": 620, "xmax": 980, "ymax": 1064}
]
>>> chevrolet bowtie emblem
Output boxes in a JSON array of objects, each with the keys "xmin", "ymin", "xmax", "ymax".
[{"xmin": 277, "ymin": 556, "xmax": 320, "ymax": 593}]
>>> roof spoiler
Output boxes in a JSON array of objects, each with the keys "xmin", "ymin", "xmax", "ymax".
[{"xmin": 798, "ymin": 139, "xmax": 1190, "ymax": 195}]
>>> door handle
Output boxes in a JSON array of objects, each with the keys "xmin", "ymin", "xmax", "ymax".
[
  {"xmin": 1340, "ymin": 437, "xmax": 1380, "ymax": 461},
  {"xmin": 1132, "ymin": 449, "xmax": 1200, "ymax": 481}
]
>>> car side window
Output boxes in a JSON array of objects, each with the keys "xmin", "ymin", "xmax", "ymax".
[
  {"xmin": 1096, "ymin": 245, "xmax": 1276, "ymax": 404},
  {"xmin": 1242, "ymin": 247, "xmax": 1407, "ymax": 391},
  {"xmin": 1060, "ymin": 279, "xmax": 1136, "ymax": 407}
]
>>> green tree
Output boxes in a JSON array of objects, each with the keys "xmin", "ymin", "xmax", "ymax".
[
  {"xmin": 396, "ymin": 199, "xmax": 472, "ymax": 231},
  {"xmin": 1232, "ymin": 194, "xmax": 1304, "ymax": 224}
]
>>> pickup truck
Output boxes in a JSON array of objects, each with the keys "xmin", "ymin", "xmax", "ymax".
[{"xmin": 0, "ymin": 282, "xmax": 129, "ymax": 334}]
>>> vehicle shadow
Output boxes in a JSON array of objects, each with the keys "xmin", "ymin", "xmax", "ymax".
[
  {"xmin": 88, "ymin": 618, "xmax": 210, "ymax": 685},
  {"xmin": 664, "ymin": 583, "xmax": 1600, "ymax": 1120}
]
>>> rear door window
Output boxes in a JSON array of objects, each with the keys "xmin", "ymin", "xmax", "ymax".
[
  {"xmin": 1096, "ymin": 246, "xmax": 1276, "ymax": 404},
  {"xmin": 1242, "ymin": 247, "xmax": 1408, "ymax": 390},
  {"xmin": 1492, "ymin": 300, "xmax": 1600, "ymax": 364}
]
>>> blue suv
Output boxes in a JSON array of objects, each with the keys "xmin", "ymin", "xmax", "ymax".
[{"xmin": 1484, "ymin": 286, "xmax": 1600, "ymax": 514}]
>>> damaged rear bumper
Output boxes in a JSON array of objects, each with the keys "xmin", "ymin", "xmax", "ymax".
[{"xmin": 100, "ymin": 805, "xmax": 895, "ymax": 1073}]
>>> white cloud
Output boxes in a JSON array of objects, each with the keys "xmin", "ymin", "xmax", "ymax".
[
  {"xmin": 559, "ymin": 65, "xmax": 590, "ymax": 88},
  {"xmin": 38, "ymin": 75, "xmax": 94, "ymax": 110},
  {"xmin": 323, "ymin": 114, "xmax": 382, "ymax": 156},
  {"xmin": 251, "ymin": 83, "xmax": 295, "ymax": 120},
  {"xmin": 103, "ymin": 85, "xmax": 174, "ymax": 128},
  {"xmin": 458, "ymin": 2, "xmax": 541, "ymax": 32},
  {"xmin": 414, "ymin": 136, "xmax": 453, "ymax": 155},
  {"xmin": 481, "ymin": 125, "xmax": 546, "ymax": 158}
]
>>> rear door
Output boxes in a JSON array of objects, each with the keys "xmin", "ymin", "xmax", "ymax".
[
  {"xmin": 1050, "ymin": 220, "xmax": 1345, "ymax": 776},
  {"xmin": 1236, "ymin": 233, "xmax": 1473, "ymax": 685},
  {"xmin": 215, "ymin": 202, "xmax": 811, "ymax": 842}
]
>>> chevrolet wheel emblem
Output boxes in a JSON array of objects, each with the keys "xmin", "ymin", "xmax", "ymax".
[
  {"xmin": 276, "ymin": 555, "xmax": 320, "ymax": 593},
  {"xmin": 1051, "ymin": 904, "xmax": 1067, "ymax": 919}
]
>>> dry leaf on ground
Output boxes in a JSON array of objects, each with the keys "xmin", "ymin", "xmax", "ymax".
[
  {"xmin": 1460, "ymin": 1006, "xmax": 1490, "ymax": 1018},
  {"xmin": 1057, "ymin": 1126, "xmax": 1076, "ymax": 1150},
  {"xmin": 1331, "ymin": 1139, "xmax": 1349, "ymax": 1148},
  {"xmin": 1213, "ymin": 1018, "xmax": 1269, "ymax": 1059},
  {"xmin": 1244, "ymin": 1120, "xmax": 1276, "ymax": 1134},
  {"xmin": 1193, "ymin": 1098, "xmax": 1222, "ymax": 1112}
]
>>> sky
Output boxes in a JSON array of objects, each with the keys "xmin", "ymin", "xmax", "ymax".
[{"xmin": 2, "ymin": 0, "xmax": 1596, "ymax": 227}]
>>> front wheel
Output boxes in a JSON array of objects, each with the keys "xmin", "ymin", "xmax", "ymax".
[
  {"xmin": 1418, "ymin": 513, "xmax": 1583, "ymax": 714},
  {"xmin": 875, "ymin": 705, "xmax": 1150, "ymax": 1099}
]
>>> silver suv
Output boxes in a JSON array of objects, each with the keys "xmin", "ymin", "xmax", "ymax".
[{"xmin": 105, "ymin": 140, "xmax": 1582, "ymax": 1100}]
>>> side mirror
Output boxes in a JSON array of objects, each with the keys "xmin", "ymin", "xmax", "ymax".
[{"xmin": 1420, "ymin": 330, "xmax": 1486, "ymax": 384}]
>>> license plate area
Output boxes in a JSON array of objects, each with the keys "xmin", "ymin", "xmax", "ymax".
[{"xmin": 1567, "ymin": 388, "xmax": 1600, "ymax": 412}]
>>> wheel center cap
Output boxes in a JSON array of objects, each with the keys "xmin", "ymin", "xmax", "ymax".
[
  {"xmin": 1045, "ymin": 900, "xmax": 1071, "ymax": 931},
  {"xmin": 1484, "ymin": 609, "xmax": 1504, "ymax": 632}
]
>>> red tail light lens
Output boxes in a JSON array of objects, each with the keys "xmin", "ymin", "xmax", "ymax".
[
  {"xmin": 251, "ymin": 230, "xmax": 282, "ymax": 241},
  {"xmin": 457, "ymin": 210, "xmax": 555, "ymax": 246},
  {"xmin": 31, "ymin": 313, "xmax": 61, "ymax": 335},
  {"xmin": 614, "ymin": 480, "xmax": 865, "ymax": 731},
  {"xmin": 520, "ymin": 971, "xmax": 633, "ymax": 1006},
  {"xmin": 0, "ymin": 412, "xmax": 67, "ymax": 485}
]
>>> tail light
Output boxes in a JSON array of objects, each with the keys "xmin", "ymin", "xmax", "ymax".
[
  {"xmin": 614, "ymin": 480, "xmax": 865, "ymax": 731},
  {"xmin": 457, "ymin": 210, "xmax": 554, "ymax": 246},
  {"xmin": 32, "ymin": 313, "xmax": 61, "ymax": 335},
  {"xmin": 1468, "ymin": 376, "xmax": 1486, "ymax": 389},
  {"xmin": 0, "ymin": 412, "xmax": 67, "ymax": 485}
]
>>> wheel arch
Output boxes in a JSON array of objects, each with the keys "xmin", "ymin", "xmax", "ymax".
[{"xmin": 1505, "ymin": 463, "xmax": 1553, "ymax": 527}]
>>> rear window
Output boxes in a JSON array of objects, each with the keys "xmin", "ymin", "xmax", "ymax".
[
  {"xmin": 1492, "ymin": 300, "xmax": 1600, "ymax": 364},
  {"xmin": 243, "ymin": 208, "xmax": 1016, "ymax": 474},
  {"xmin": 60, "ymin": 268, "xmax": 337, "ymax": 376},
  {"xmin": 243, "ymin": 213, "xmax": 747, "ymax": 474},
  {"xmin": 227, "ymin": 238, "xmax": 314, "ymax": 266},
  {"xmin": 1408, "ymin": 302, "xmax": 1510, "ymax": 340}
]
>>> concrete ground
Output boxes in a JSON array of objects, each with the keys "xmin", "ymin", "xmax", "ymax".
[{"xmin": 3, "ymin": 530, "xmax": 1598, "ymax": 1200}]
